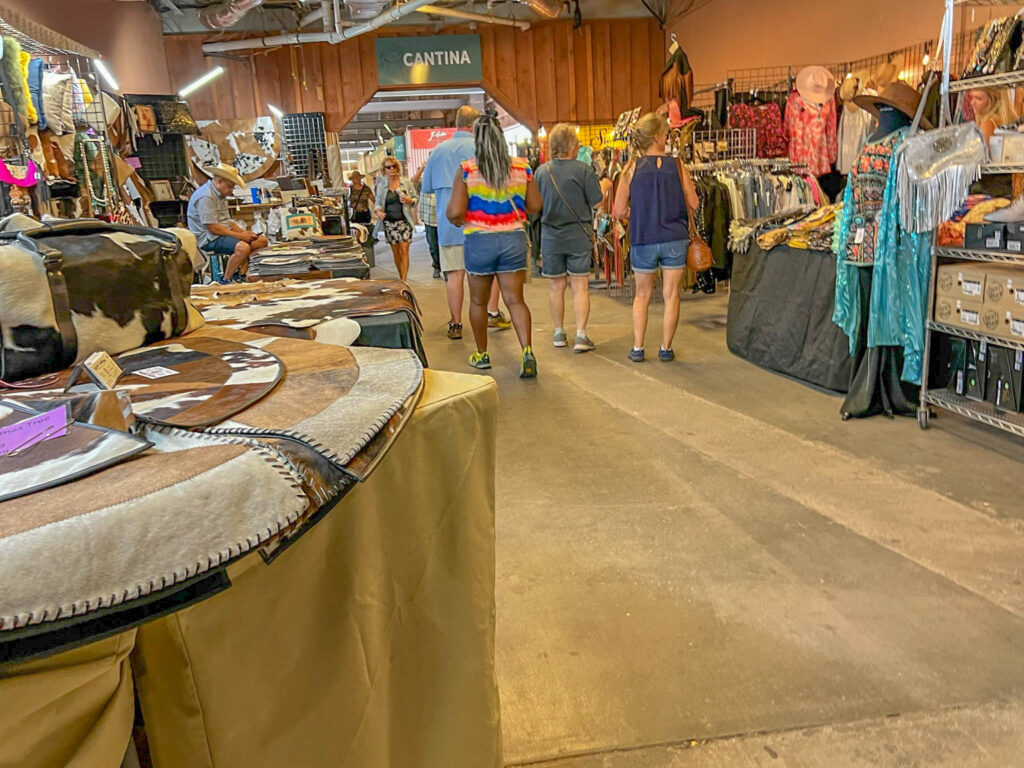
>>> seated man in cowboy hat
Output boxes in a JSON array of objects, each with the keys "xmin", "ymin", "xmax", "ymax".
[{"xmin": 187, "ymin": 163, "xmax": 268, "ymax": 283}]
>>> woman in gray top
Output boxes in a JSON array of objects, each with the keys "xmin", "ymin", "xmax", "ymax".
[{"xmin": 535, "ymin": 124, "xmax": 603, "ymax": 352}]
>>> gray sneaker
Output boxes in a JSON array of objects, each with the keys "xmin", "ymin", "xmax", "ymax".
[
  {"xmin": 553, "ymin": 329, "xmax": 568, "ymax": 348},
  {"xmin": 573, "ymin": 334, "xmax": 595, "ymax": 353}
]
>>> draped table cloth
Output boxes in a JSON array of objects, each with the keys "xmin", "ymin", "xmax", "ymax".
[{"xmin": 0, "ymin": 369, "xmax": 501, "ymax": 768}]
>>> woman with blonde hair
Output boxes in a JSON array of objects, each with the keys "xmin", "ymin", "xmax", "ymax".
[
  {"xmin": 612, "ymin": 112, "xmax": 700, "ymax": 363},
  {"xmin": 966, "ymin": 87, "xmax": 1017, "ymax": 142},
  {"xmin": 534, "ymin": 122, "xmax": 604, "ymax": 352},
  {"xmin": 374, "ymin": 157, "xmax": 417, "ymax": 281}
]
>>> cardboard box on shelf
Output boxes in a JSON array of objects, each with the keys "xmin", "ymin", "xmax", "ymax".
[
  {"xmin": 982, "ymin": 266, "xmax": 1024, "ymax": 314},
  {"xmin": 933, "ymin": 294, "xmax": 957, "ymax": 324},
  {"xmin": 951, "ymin": 298, "xmax": 985, "ymax": 332},
  {"xmin": 964, "ymin": 222, "xmax": 1006, "ymax": 252},
  {"xmin": 936, "ymin": 263, "xmax": 987, "ymax": 299},
  {"xmin": 989, "ymin": 307, "xmax": 1024, "ymax": 342}
]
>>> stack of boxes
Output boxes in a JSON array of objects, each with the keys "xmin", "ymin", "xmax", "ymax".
[{"xmin": 934, "ymin": 260, "xmax": 1024, "ymax": 413}]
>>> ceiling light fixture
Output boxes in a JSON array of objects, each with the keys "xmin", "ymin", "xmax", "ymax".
[
  {"xmin": 179, "ymin": 66, "xmax": 225, "ymax": 98},
  {"xmin": 93, "ymin": 59, "xmax": 119, "ymax": 91}
]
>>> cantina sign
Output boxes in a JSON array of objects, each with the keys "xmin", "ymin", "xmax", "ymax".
[{"xmin": 376, "ymin": 34, "xmax": 482, "ymax": 86}]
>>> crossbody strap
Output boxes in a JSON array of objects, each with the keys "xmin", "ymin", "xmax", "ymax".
[
  {"xmin": 34, "ymin": 240, "xmax": 78, "ymax": 369},
  {"xmin": 548, "ymin": 164, "xmax": 596, "ymax": 245},
  {"xmin": 674, "ymin": 157, "xmax": 698, "ymax": 238}
]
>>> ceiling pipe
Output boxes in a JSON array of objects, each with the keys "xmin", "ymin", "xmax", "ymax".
[
  {"xmin": 417, "ymin": 4, "xmax": 530, "ymax": 30},
  {"xmin": 201, "ymin": 0, "xmax": 437, "ymax": 53},
  {"xmin": 199, "ymin": 0, "xmax": 265, "ymax": 30}
]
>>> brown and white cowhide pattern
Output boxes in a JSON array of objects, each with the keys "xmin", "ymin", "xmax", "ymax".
[{"xmin": 0, "ymin": 225, "xmax": 197, "ymax": 382}]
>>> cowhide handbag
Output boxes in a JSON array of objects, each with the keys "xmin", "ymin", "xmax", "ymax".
[{"xmin": 0, "ymin": 221, "xmax": 196, "ymax": 383}]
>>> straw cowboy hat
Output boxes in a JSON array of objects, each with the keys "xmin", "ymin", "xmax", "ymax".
[
  {"xmin": 873, "ymin": 62, "xmax": 899, "ymax": 90},
  {"xmin": 839, "ymin": 68, "xmax": 872, "ymax": 104},
  {"xmin": 853, "ymin": 81, "xmax": 933, "ymax": 129},
  {"xmin": 796, "ymin": 66, "xmax": 836, "ymax": 105},
  {"xmin": 203, "ymin": 162, "xmax": 246, "ymax": 190}
]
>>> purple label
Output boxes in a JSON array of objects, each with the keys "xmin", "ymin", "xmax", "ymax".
[
  {"xmin": 125, "ymin": 157, "xmax": 143, "ymax": 169},
  {"xmin": 0, "ymin": 404, "xmax": 70, "ymax": 455}
]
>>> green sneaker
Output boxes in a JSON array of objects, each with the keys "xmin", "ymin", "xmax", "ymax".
[
  {"xmin": 468, "ymin": 351, "xmax": 492, "ymax": 370},
  {"xmin": 519, "ymin": 346, "xmax": 537, "ymax": 379}
]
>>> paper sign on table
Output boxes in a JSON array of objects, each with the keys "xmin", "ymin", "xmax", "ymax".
[{"xmin": 0, "ymin": 404, "xmax": 70, "ymax": 455}]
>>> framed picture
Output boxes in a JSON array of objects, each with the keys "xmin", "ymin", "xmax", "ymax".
[{"xmin": 151, "ymin": 180, "xmax": 174, "ymax": 201}]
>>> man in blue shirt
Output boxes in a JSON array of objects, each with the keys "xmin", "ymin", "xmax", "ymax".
[{"xmin": 421, "ymin": 106, "xmax": 508, "ymax": 338}]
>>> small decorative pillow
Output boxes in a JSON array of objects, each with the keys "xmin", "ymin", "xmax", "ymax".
[
  {"xmin": 282, "ymin": 208, "xmax": 323, "ymax": 240},
  {"xmin": 41, "ymin": 70, "xmax": 73, "ymax": 135},
  {"xmin": 158, "ymin": 100, "xmax": 200, "ymax": 135}
]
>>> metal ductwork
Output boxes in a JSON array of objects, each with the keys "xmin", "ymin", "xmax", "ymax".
[
  {"xmin": 345, "ymin": 0, "xmax": 389, "ymax": 20},
  {"xmin": 199, "ymin": 0, "xmax": 265, "ymax": 29},
  {"xmin": 202, "ymin": 0, "xmax": 437, "ymax": 53}
]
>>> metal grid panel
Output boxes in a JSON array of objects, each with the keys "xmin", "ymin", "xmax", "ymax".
[
  {"xmin": 936, "ymin": 247, "xmax": 1024, "ymax": 265},
  {"xmin": 923, "ymin": 389, "xmax": 1024, "ymax": 437},
  {"xmin": 928, "ymin": 321, "xmax": 1024, "ymax": 352},
  {"xmin": 282, "ymin": 112, "xmax": 327, "ymax": 181},
  {"xmin": 134, "ymin": 134, "xmax": 188, "ymax": 182},
  {"xmin": 690, "ymin": 129, "xmax": 756, "ymax": 163}
]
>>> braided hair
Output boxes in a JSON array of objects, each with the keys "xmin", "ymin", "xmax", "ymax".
[{"xmin": 474, "ymin": 109, "xmax": 511, "ymax": 190}]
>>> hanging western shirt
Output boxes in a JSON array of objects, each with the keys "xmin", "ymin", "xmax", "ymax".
[
  {"xmin": 784, "ymin": 91, "xmax": 838, "ymax": 177},
  {"xmin": 420, "ymin": 130, "xmax": 476, "ymax": 247}
]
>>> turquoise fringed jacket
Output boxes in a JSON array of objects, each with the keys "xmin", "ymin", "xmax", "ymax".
[{"xmin": 833, "ymin": 128, "xmax": 933, "ymax": 386}]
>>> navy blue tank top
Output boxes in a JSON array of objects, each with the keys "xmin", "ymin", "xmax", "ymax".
[{"xmin": 629, "ymin": 155, "xmax": 689, "ymax": 246}]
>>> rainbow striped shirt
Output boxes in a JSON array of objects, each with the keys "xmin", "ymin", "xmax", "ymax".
[{"xmin": 461, "ymin": 157, "xmax": 532, "ymax": 235}]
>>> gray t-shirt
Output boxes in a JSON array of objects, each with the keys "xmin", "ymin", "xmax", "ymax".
[
  {"xmin": 186, "ymin": 180, "xmax": 230, "ymax": 249},
  {"xmin": 535, "ymin": 159, "xmax": 603, "ymax": 256}
]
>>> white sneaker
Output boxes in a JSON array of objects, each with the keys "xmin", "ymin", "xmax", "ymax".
[{"xmin": 985, "ymin": 196, "xmax": 1024, "ymax": 223}]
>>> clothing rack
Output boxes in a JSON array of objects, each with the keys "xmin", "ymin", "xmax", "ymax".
[{"xmin": 686, "ymin": 158, "xmax": 809, "ymax": 173}]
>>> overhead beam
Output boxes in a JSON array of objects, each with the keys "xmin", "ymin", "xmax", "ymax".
[{"xmin": 357, "ymin": 99, "xmax": 467, "ymax": 113}]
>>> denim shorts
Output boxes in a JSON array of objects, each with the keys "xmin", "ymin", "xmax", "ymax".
[
  {"xmin": 630, "ymin": 239, "xmax": 689, "ymax": 273},
  {"xmin": 542, "ymin": 249, "xmax": 592, "ymax": 278},
  {"xmin": 464, "ymin": 230, "xmax": 528, "ymax": 275},
  {"xmin": 206, "ymin": 235, "xmax": 241, "ymax": 254}
]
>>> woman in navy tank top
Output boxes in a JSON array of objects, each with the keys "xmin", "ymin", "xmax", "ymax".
[{"xmin": 612, "ymin": 113, "xmax": 699, "ymax": 363}]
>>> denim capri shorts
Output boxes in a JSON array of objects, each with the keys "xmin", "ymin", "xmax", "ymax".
[
  {"xmin": 464, "ymin": 230, "xmax": 528, "ymax": 275},
  {"xmin": 630, "ymin": 239, "xmax": 689, "ymax": 273}
]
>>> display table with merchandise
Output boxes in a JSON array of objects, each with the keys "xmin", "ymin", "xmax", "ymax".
[
  {"xmin": 0, "ymin": 368, "xmax": 501, "ymax": 768},
  {"xmin": 727, "ymin": 242, "xmax": 854, "ymax": 392}
]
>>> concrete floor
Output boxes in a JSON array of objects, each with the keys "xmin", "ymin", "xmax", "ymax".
[{"xmin": 370, "ymin": 233, "xmax": 1024, "ymax": 767}]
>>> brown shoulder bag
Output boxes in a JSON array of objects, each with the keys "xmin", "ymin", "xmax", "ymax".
[{"xmin": 675, "ymin": 157, "xmax": 712, "ymax": 272}]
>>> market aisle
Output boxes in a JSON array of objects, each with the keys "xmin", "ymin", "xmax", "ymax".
[{"xmin": 373, "ymin": 234, "xmax": 1024, "ymax": 767}]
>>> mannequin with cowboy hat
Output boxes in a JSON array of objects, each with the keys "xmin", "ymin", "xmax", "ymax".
[{"xmin": 187, "ymin": 163, "xmax": 268, "ymax": 284}]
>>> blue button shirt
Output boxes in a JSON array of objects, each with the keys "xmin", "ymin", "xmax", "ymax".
[{"xmin": 420, "ymin": 131, "xmax": 475, "ymax": 247}]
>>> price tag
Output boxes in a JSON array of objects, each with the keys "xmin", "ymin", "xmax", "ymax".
[
  {"xmin": 962, "ymin": 280, "xmax": 982, "ymax": 297},
  {"xmin": 133, "ymin": 366, "xmax": 179, "ymax": 380},
  {"xmin": 1014, "ymin": 288, "xmax": 1024, "ymax": 306},
  {"xmin": 1008, "ymin": 240, "xmax": 1023, "ymax": 253},
  {"xmin": 1011, "ymin": 318, "xmax": 1024, "ymax": 338},
  {"xmin": 84, "ymin": 352, "xmax": 123, "ymax": 390},
  {"xmin": 0, "ymin": 404, "xmax": 70, "ymax": 455},
  {"xmin": 854, "ymin": 228, "xmax": 866, "ymax": 245},
  {"xmin": 961, "ymin": 309, "xmax": 980, "ymax": 327}
]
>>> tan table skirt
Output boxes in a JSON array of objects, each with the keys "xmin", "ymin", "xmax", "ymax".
[{"xmin": 0, "ymin": 370, "xmax": 501, "ymax": 768}]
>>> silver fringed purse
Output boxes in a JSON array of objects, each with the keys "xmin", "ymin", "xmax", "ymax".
[{"xmin": 897, "ymin": 12, "xmax": 988, "ymax": 234}]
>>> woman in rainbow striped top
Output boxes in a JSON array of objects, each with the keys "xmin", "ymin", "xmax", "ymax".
[{"xmin": 447, "ymin": 110, "xmax": 543, "ymax": 378}]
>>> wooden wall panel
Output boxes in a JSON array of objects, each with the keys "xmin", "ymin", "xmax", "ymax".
[{"xmin": 162, "ymin": 17, "xmax": 662, "ymax": 132}]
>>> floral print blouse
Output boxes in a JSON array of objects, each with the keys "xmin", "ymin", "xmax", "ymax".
[
  {"xmin": 783, "ymin": 91, "xmax": 838, "ymax": 176},
  {"xmin": 729, "ymin": 102, "xmax": 788, "ymax": 158}
]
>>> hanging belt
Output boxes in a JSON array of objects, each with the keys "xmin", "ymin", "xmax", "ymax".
[{"xmin": 36, "ymin": 241, "xmax": 78, "ymax": 370}]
